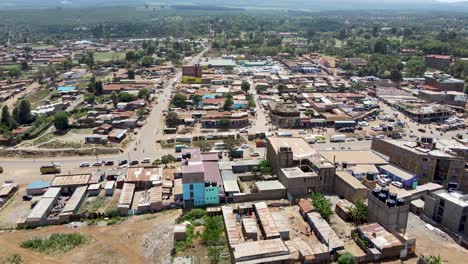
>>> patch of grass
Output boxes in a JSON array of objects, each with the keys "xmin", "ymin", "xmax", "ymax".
[
  {"xmin": 3, "ymin": 254, "xmax": 23, "ymax": 264},
  {"xmin": 29, "ymin": 89, "xmax": 51, "ymax": 108},
  {"xmin": 20, "ymin": 233, "xmax": 88, "ymax": 255},
  {"xmin": 94, "ymin": 52, "xmax": 125, "ymax": 62},
  {"xmin": 181, "ymin": 209, "xmax": 207, "ymax": 223},
  {"xmin": 182, "ymin": 76, "xmax": 202, "ymax": 84},
  {"xmin": 174, "ymin": 225, "xmax": 195, "ymax": 253},
  {"xmin": 79, "ymin": 197, "xmax": 107, "ymax": 214},
  {"xmin": 32, "ymin": 132, "xmax": 54, "ymax": 145},
  {"xmin": 38, "ymin": 140, "xmax": 81, "ymax": 149}
]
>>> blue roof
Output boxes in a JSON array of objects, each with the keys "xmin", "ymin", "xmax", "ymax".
[
  {"xmin": 27, "ymin": 180, "xmax": 50, "ymax": 189},
  {"xmin": 57, "ymin": 86, "xmax": 77, "ymax": 92}
]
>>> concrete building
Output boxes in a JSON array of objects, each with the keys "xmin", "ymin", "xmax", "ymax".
[
  {"xmin": 424, "ymin": 73, "xmax": 465, "ymax": 92},
  {"xmin": 393, "ymin": 102, "xmax": 452, "ymax": 123},
  {"xmin": 182, "ymin": 64, "xmax": 202, "ymax": 78},
  {"xmin": 424, "ymin": 55, "xmax": 452, "ymax": 70},
  {"xmin": 372, "ymin": 138, "xmax": 466, "ymax": 192},
  {"xmin": 367, "ymin": 189, "xmax": 409, "ymax": 233},
  {"xmin": 278, "ymin": 166, "xmax": 321, "ymax": 198},
  {"xmin": 306, "ymin": 212, "xmax": 345, "ymax": 253},
  {"xmin": 423, "ymin": 190, "xmax": 468, "ymax": 236},
  {"xmin": 356, "ymin": 223, "xmax": 405, "ymax": 260},
  {"xmin": 334, "ymin": 171, "xmax": 368, "ymax": 202},
  {"xmin": 181, "ymin": 148, "xmax": 222, "ymax": 208},
  {"xmin": 267, "ymin": 137, "xmax": 336, "ymax": 192},
  {"xmin": 418, "ymin": 90, "xmax": 467, "ymax": 108},
  {"xmin": 378, "ymin": 164, "xmax": 418, "ymax": 188}
]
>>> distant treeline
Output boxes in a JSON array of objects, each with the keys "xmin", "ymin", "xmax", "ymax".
[{"xmin": 170, "ymin": 5, "xmax": 245, "ymax": 12}]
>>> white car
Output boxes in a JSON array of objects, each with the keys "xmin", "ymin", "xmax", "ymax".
[
  {"xmin": 346, "ymin": 137, "xmax": 356, "ymax": 142},
  {"xmin": 371, "ymin": 126, "xmax": 383, "ymax": 131},
  {"xmin": 391, "ymin": 181, "xmax": 403, "ymax": 188},
  {"xmin": 298, "ymin": 130, "xmax": 306, "ymax": 135},
  {"xmin": 141, "ymin": 158, "xmax": 151, "ymax": 164},
  {"xmin": 378, "ymin": 179, "xmax": 387, "ymax": 186},
  {"xmin": 80, "ymin": 162, "xmax": 90, "ymax": 168},
  {"xmin": 241, "ymin": 144, "xmax": 249, "ymax": 149}
]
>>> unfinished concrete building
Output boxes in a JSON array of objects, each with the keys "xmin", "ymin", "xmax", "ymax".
[{"xmin": 368, "ymin": 189, "xmax": 409, "ymax": 233}]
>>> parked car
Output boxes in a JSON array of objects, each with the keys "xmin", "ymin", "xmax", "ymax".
[
  {"xmin": 391, "ymin": 181, "xmax": 403, "ymax": 188},
  {"xmin": 241, "ymin": 144, "xmax": 249, "ymax": 149},
  {"xmin": 104, "ymin": 161, "xmax": 114, "ymax": 166},
  {"xmin": 93, "ymin": 161, "xmax": 103, "ymax": 167},
  {"xmin": 418, "ymin": 128, "xmax": 426, "ymax": 133},
  {"xmin": 118, "ymin": 160, "xmax": 128, "ymax": 166},
  {"xmin": 22, "ymin": 195, "xmax": 33, "ymax": 201},
  {"xmin": 378, "ymin": 179, "xmax": 387, "ymax": 187},
  {"xmin": 130, "ymin": 160, "xmax": 139, "ymax": 165},
  {"xmin": 141, "ymin": 158, "xmax": 151, "ymax": 164},
  {"xmin": 80, "ymin": 162, "xmax": 90, "ymax": 168}
]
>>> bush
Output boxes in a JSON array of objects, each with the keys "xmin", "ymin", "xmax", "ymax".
[
  {"xmin": 20, "ymin": 233, "xmax": 87, "ymax": 255},
  {"xmin": 338, "ymin": 252, "xmax": 355, "ymax": 264},
  {"xmin": 310, "ymin": 192, "xmax": 333, "ymax": 221},
  {"xmin": 181, "ymin": 208, "xmax": 207, "ymax": 222}
]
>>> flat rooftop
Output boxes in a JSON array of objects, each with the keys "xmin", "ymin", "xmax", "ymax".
[
  {"xmin": 126, "ymin": 167, "xmax": 162, "ymax": 183},
  {"xmin": 232, "ymin": 238, "xmax": 291, "ymax": 263},
  {"xmin": 379, "ymin": 164, "xmax": 415, "ymax": 181},
  {"xmin": 435, "ymin": 190, "xmax": 468, "ymax": 207},
  {"xmin": 318, "ymin": 150, "xmax": 388, "ymax": 165},
  {"xmin": 268, "ymin": 137, "xmax": 317, "ymax": 159},
  {"xmin": 335, "ymin": 171, "xmax": 367, "ymax": 190},
  {"xmin": 281, "ymin": 167, "xmax": 318, "ymax": 179},
  {"xmin": 255, "ymin": 180, "xmax": 285, "ymax": 192},
  {"xmin": 51, "ymin": 174, "xmax": 91, "ymax": 187}
]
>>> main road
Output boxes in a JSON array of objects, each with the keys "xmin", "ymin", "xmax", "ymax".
[{"xmin": 0, "ymin": 46, "xmax": 210, "ymax": 180}]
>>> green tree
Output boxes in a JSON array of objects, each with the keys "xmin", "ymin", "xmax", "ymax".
[
  {"xmin": 7, "ymin": 67, "xmax": 21, "ymax": 78},
  {"xmin": 127, "ymin": 69, "xmax": 135, "ymax": 80},
  {"xmin": 405, "ymin": 57, "xmax": 426, "ymax": 77},
  {"xmin": 138, "ymin": 88, "xmax": 151, "ymax": 100},
  {"xmin": 310, "ymin": 192, "xmax": 333, "ymax": 221},
  {"xmin": 94, "ymin": 81, "xmax": 104, "ymax": 96},
  {"xmin": 1, "ymin": 105, "xmax": 10, "ymax": 125},
  {"xmin": 53, "ymin": 111, "xmax": 69, "ymax": 131},
  {"xmin": 21, "ymin": 60, "xmax": 29, "ymax": 71},
  {"xmin": 348, "ymin": 199, "xmax": 368, "ymax": 225},
  {"xmin": 259, "ymin": 159, "xmax": 272, "ymax": 174},
  {"xmin": 125, "ymin": 50, "xmax": 137, "ymax": 62},
  {"xmin": 420, "ymin": 255, "xmax": 443, "ymax": 264},
  {"xmin": 84, "ymin": 93, "xmax": 96, "ymax": 104},
  {"xmin": 17, "ymin": 99, "xmax": 31, "ymax": 124},
  {"xmin": 110, "ymin": 91, "xmax": 119, "ymax": 108},
  {"xmin": 389, "ymin": 69, "xmax": 402, "ymax": 82},
  {"xmin": 277, "ymin": 83, "xmax": 285, "ymax": 93},
  {"xmin": 118, "ymin": 92, "xmax": 136, "ymax": 102},
  {"xmin": 338, "ymin": 253, "xmax": 355, "ymax": 264},
  {"xmin": 201, "ymin": 216, "xmax": 223, "ymax": 246},
  {"xmin": 87, "ymin": 77, "xmax": 96, "ymax": 94},
  {"xmin": 161, "ymin": 154, "xmax": 177, "ymax": 166},
  {"xmin": 223, "ymin": 97, "xmax": 233, "ymax": 111},
  {"xmin": 172, "ymin": 93, "xmax": 187, "ymax": 108},
  {"xmin": 241, "ymin": 80, "xmax": 250, "ymax": 93},
  {"xmin": 191, "ymin": 95, "xmax": 202, "ymax": 106},
  {"xmin": 165, "ymin": 111, "xmax": 179, "ymax": 127},
  {"xmin": 141, "ymin": 56, "xmax": 154, "ymax": 67}
]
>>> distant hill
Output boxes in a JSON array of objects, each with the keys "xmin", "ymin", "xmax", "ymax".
[{"xmin": 0, "ymin": 0, "xmax": 467, "ymax": 11}]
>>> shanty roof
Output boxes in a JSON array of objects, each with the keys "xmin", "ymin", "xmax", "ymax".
[
  {"xmin": 358, "ymin": 223, "xmax": 403, "ymax": 251},
  {"xmin": 254, "ymin": 202, "xmax": 280, "ymax": 239},
  {"xmin": 126, "ymin": 167, "xmax": 162, "ymax": 183},
  {"xmin": 222, "ymin": 206, "xmax": 241, "ymax": 247},
  {"xmin": 51, "ymin": 174, "xmax": 91, "ymax": 187},
  {"xmin": 232, "ymin": 238, "xmax": 292, "ymax": 263}
]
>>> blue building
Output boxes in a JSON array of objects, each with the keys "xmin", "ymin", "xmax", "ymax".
[{"xmin": 181, "ymin": 148, "xmax": 222, "ymax": 208}]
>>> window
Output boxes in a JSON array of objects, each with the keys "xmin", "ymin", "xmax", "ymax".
[{"xmin": 189, "ymin": 184, "xmax": 193, "ymax": 190}]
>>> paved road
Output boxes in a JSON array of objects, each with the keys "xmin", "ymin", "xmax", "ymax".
[{"xmin": 0, "ymin": 47, "xmax": 210, "ymax": 177}]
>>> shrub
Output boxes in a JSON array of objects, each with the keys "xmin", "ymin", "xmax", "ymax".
[
  {"xmin": 338, "ymin": 252, "xmax": 355, "ymax": 264},
  {"xmin": 20, "ymin": 233, "xmax": 87, "ymax": 255},
  {"xmin": 181, "ymin": 209, "xmax": 207, "ymax": 222}
]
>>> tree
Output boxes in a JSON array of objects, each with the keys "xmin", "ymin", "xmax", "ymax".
[
  {"xmin": 277, "ymin": 83, "xmax": 285, "ymax": 93},
  {"xmin": 165, "ymin": 111, "xmax": 180, "ymax": 127},
  {"xmin": 125, "ymin": 50, "xmax": 137, "ymax": 62},
  {"xmin": 406, "ymin": 57, "xmax": 426, "ymax": 77},
  {"xmin": 241, "ymin": 80, "xmax": 250, "ymax": 93},
  {"xmin": 7, "ymin": 67, "xmax": 21, "ymax": 78},
  {"xmin": 118, "ymin": 92, "xmax": 137, "ymax": 102},
  {"xmin": 87, "ymin": 77, "xmax": 96, "ymax": 94},
  {"xmin": 111, "ymin": 91, "xmax": 119, "ymax": 108},
  {"xmin": 17, "ymin": 99, "xmax": 31, "ymax": 124},
  {"xmin": 21, "ymin": 60, "xmax": 29, "ymax": 71},
  {"xmin": 259, "ymin": 159, "xmax": 272, "ymax": 174},
  {"xmin": 348, "ymin": 199, "xmax": 367, "ymax": 225},
  {"xmin": 201, "ymin": 216, "xmax": 223, "ymax": 246},
  {"xmin": 136, "ymin": 107, "xmax": 146, "ymax": 118},
  {"xmin": 138, "ymin": 88, "xmax": 151, "ymax": 100},
  {"xmin": 223, "ymin": 97, "xmax": 233, "ymax": 111},
  {"xmin": 1, "ymin": 105, "xmax": 9, "ymax": 125},
  {"xmin": 141, "ymin": 56, "xmax": 154, "ymax": 67},
  {"xmin": 172, "ymin": 93, "xmax": 187, "ymax": 108},
  {"xmin": 94, "ymin": 81, "xmax": 104, "ymax": 95},
  {"xmin": 191, "ymin": 95, "xmax": 202, "ymax": 106},
  {"xmin": 127, "ymin": 69, "xmax": 135, "ymax": 79},
  {"xmin": 218, "ymin": 119, "xmax": 230, "ymax": 129},
  {"xmin": 389, "ymin": 69, "xmax": 402, "ymax": 82},
  {"xmin": 161, "ymin": 154, "xmax": 176, "ymax": 166},
  {"xmin": 310, "ymin": 192, "xmax": 333, "ymax": 221},
  {"xmin": 53, "ymin": 111, "xmax": 69, "ymax": 131},
  {"xmin": 84, "ymin": 93, "xmax": 96, "ymax": 104},
  {"xmin": 338, "ymin": 253, "xmax": 355, "ymax": 264}
]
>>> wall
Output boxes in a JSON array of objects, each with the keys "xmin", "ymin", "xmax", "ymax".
[
  {"xmin": 335, "ymin": 175, "xmax": 368, "ymax": 202},
  {"xmin": 183, "ymin": 182, "xmax": 205, "ymax": 208},
  {"xmin": 205, "ymin": 185, "xmax": 220, "ymax": 205},
  {"xmin": 367, "ymin": 194, "xmax": 409, "ymax": 233}
]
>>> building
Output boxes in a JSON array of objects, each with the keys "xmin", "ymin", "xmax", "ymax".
[
  {"xmin": 424, "ymin": 73, "xmax": 465, "ymax": 92},
  {"xmin": 306, "ymin": 212, "xmax": 345, "ymax": 253},
  {"xmin": 182, "ymin": 64, "xmax": 202, "ymax": 78},
  {"xmin": 278, "ymin": 167, "xmax": 321, "ymax": 197},
  {"xmin": 372, "ymin": 138, "xmax": 466, "ymax": 192},
  {"xmin": 125, "ymin": 167, "xmax": 163, "ymax": 189},
  {"xmin": 355, "ymin": 223, "xmax": 405, "ymax": 260},
  {"xmin": 335, "ymin": 171, "xmax": 368, "ymax": 202},
  {"xmin": 58, "ymin": 186, "xmax": 87, "ymax": 222},
  {"xmin": 26, "ymin": 180, "xmax": 50, "ymax": 195},
  {"xmin": 25, "ymin": 187, "xmax": 61, "ymax": 227},
  {"xmin": 368, "ymin": 189, "xmax": 409, "ymax": 233},
  {"xmin": 418, "ymin": 90, "xmax": 467, "ymax": 108},
  {"xmin": 393, "ymin": 102, "xmax": 452, "ymax": 123},
  {"xmin": 118, "ymin": 183, "xmax": 135, "ymax": 215},
  {"xmin": 181, "ymin": 148, "xmax": 222, "ymax": 208},
  {"xmin": 423, "ymin": 190, "xmax": 468, "ymax": 236},
  {"xmin": 50, "ymin": 174, "xmax": 91, "ymax": 194},
  {"xmin": 267, "ymin": 137, "xmax": 336, "ymax": 192},
  {"xmin": 424, "ymin": 55, "xmax": 452, "ymax": 70},
  {"xmin": 232, "ymin": 238, "xmax": 292, "ymax": 263},
  {"xmin": 253, "ymin": 202, "xmax": 280, "ymax": 240},
  {"xmin": 378, "ymin": 164, "xmax": 418, "ymax": 188}
]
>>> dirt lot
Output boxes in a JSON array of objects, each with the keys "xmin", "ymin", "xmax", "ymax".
[{"xmin": 0, "ymin": 210, "xmax": 181, "ymax": 264}]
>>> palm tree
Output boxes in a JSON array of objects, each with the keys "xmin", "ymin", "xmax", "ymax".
[
  {"xmin": 419, "ymin": 255, "xmax": 443, "ymax": 264},
  {"xmin": 348, "ymin": 199, "xmax": 368, "ymax": 225}
]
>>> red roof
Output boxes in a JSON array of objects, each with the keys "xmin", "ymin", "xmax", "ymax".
[
  {"xmin": 202, "ymin": 98, "xmax": 225, "ymax": 105},
  {"xmin": 425, "ymin": 55, "xmax": 451, "ymax": 60}
]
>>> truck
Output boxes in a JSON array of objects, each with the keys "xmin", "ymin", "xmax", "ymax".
[
  {"xmin": 310, "ymin": 134, "xmax": 326, "ymax": 143},
  {"xmin": 304, "ymin": 136, "xmax": 316, "ymax": 144},
  {"xmin": 40, "ymin": 165, "xmax": 61, "ymax": 174},
  {"xmin": 330, "ymin": 134, "xmax": 346, "ymax": 142}
]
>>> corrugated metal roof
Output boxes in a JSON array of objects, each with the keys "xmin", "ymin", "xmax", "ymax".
[{"xmin": 254, "ymin": 202, "xmax": 280, "ymax": 239}]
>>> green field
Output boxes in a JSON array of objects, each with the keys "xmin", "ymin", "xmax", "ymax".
[{"xmin": 94, "ymin": 52, "xmax": 125, "ymax": 62}]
